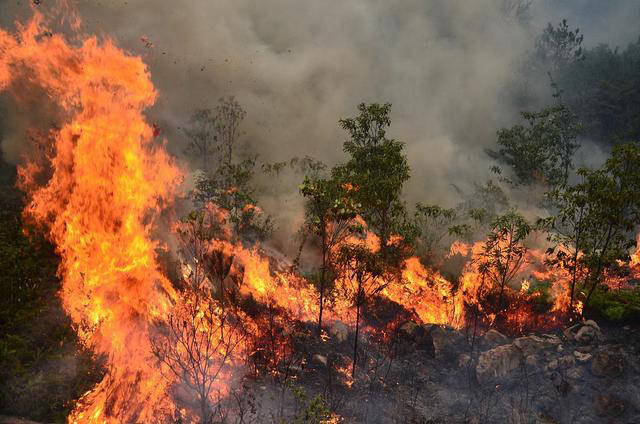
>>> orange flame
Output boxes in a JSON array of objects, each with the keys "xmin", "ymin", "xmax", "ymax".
[{"xmin": 1, "ymin": 12, "xmax": 182, "ymax": 422}]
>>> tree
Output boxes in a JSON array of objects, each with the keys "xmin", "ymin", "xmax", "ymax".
[
  {"xmin": 535, "ymin": 19, "xmax": 584, "ymax": 72},
  {"xmin": 477, "ymin": 209, "xmax": 532, "ymax": 310},
  {"xmin": 555, "ymin": 37, "xmax": 640, "ymax": 145},
  {"xmin": 214, "ymin": 96, "xmax": 246, "ymax": 168},
  {"xmin": 183, "ymin": 96, "xmax": 246, "ymax": 175},
  {"xmin": 152, "ymin": 205, "xmax": 243, "ymax": 423},
  {"xmin": 333, "ymin": 103, "xmax": 414, "ymax": 264},
  {"xmin": 545, "ymin": 143, "xmax": 640, "ymax": 312},
  {"xmin": 187, "ymin": 98, "xmax": 272, "ymax": 244},
  {"xmin": 299, "ymin": 175, "xmax": 359, "ymax": 336},
  {"xmin": 412, "ymin": 203, "xmax": 459, "ymax": 264},
  {"xmin": 183, "ymin": 108, "xmax": 218, "ymax": 173},
  {"xmin": 152, "ymin": 287, "xmax": 243, "ymax": 423},
  {"xmin": 336, "ymin": 244, "xmax": 385, "ymax": 379},
  {"xmin": 487, "ymin": 105, "xmax": 582, "ymax": 187}
]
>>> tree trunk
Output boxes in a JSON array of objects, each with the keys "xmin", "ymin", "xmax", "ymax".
[
  {"xmin": 318, "ymin": 230, "xmax": 327, "ymax": 337},
  {"xmin": 352, "ymin": 298, "xmax": 361, "ymax": 379}
]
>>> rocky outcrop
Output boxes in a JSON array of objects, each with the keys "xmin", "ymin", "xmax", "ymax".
[{"xmin": 476, "ymin": 343, "xmax": 523, "ymax": 384}]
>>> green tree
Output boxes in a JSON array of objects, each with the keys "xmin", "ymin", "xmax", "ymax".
[
  {"xmin": 477, "ymin": 209, "xmax": 532, "ymax": 309},
  {"xmin": 487, "ymin": 105, "xmax": 582, "ymax": 187},
  {"xmin": 555, "ymin": 37, "xmax": 640, "ymax": 145},
  {"xmin": 299, "ymin": 175, "xmax": 359, "ymax": 336},
  {"xmin": 332, "ymin": 103, "xmax": 414, "ymax": 264},
  {"xmin": 188, "ymin": 98, "xmax": 272, "ymax": 244},
  {"xmin": 412, "ymin": 203, "xmax": 459, "ymax": 264},
  {"xmin": 545, "ymin": 143, "xmax": 640, "ymax": 311},
  {"xmin": 535, "ymin": 19, "xmax": 584, "ymax": 72}
]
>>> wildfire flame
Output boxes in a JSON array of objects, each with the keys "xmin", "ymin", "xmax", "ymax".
[
  {"xmin": 1, "ymin": 11, "xmax": 181, "ymax": 422},
  {"xmin": 4, "ymin": 6, "xmax": 635, "ymax": 424}
]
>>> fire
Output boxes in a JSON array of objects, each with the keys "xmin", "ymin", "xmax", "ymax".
[
  {"xmin": 1, "ymin": 11, "xmax": 181, "ymax": 422},
  {"xmin": 4, "ymin": 7, "xmax": 632, "ymax": 423}
]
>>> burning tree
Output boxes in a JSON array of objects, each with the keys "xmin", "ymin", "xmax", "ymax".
[
  {"xmin": 299, "ymin": 175, "xmax": 359, "ymax": 336},
  {"xmin": 476, "ymin": 209, "xmax": 532, "ymax": 311},
  {"xmin": 152, "ymin": 205, "xmax": 244, "ymax": 423},
  {"xmin": 332, "ymin": 103, "xmax": 415, "ymax": 265},
  {"xmin": 336, "ymin": 244, "xmax": 385, "ymax": 378},
  {"xmin": 151, "ymin": 289, "xmax": 244, "ymax": 423},
  {"xmin": 545, "ymin": 143, "xmax": 640, "ymax": 312}
]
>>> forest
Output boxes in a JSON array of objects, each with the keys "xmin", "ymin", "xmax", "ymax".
[{"xmin": 1, "ymin": 1, "xmax": 640, "ymax": 423}]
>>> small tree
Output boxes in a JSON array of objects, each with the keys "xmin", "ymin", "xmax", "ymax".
[
  {"xmin": 535, "ymin": 19, "xmax": 584, "ymax": 72},
  {"xmin": 413, "ymin": 203, "xmax": 459, "ymax": 264},
  {"xmin": 183, "ymin": 108, "xmax": 218, "ymax": 173},
  {"xmin": 336, "ymin": 244, "xmax": 385, "ymax": 378},
  {"xmin": 299, "ymin": 175, "xmax": 358, "ymax": 336},
  {"xmin": 333, "ymin": 103, "xmax": 413, "ymax": 264},
  {"xmin": 487, "ymin": 105, "xmax": 582, "ymax": 188},
  {"xmin": 546, "ymin": 143, "xmax": 640, "ymax": 311},
  {"xmin": 477, "ymin": 209, "xmax": 532, "ymax": 310},
  {"xmin": 214, "ymin": 96, "xmax": 246, "ymax": 168},
  {"xmin": 153, "ymin": 206, "xmax": 244, "ymax": 423}
]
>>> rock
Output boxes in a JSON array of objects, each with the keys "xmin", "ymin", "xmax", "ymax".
[
  {"xmin": 540, "ymin": 334, "xmax": 562, "ymax": 345},
  {"xmin": 514, "ymin": 335, "xmax": 559, "ymax": 357},
  {"xmin": 312, "ymin": 354, "xmax": 327, "ymax": 366},
  {"xmin": 558, "ymin": 354, "xmax": 576, "ymax": 369},
  {"xmin": 591, "ymin": 348, "xmax": 624, "ymax": 378},
  {"xmin": 574, "ymin": 351, "xmax": 592, "ymax": 363},
  {"xmin": 476, "ymin": 344, "xmax": 523, "ymax": 384},
  {"xmin": 329, "ymin": 321, "xmax": 348, "ymax": 343},
  {"xmin": 563, "ymin": 323, "xmax": 581, "ymax": 341},
  {"xmin": 482, "ymin": 329, "xmax": 509, "ymax": 348},
  {"xmin": 575, "ymin": 325, "xmax": 600, "ymax": 345},
  {"xmin": 550, "ymin": 371, "xmax": 570, "ymax": 396},
  {"xmin": 399, "ymin": 321, "xmax": 419, "ymax": 337},
  {"xmin": 431, "ymin": 326, "xmax": 464, "ymax": 361},
  {"xmin": 557, "ymin": 344, "xmax": 564, "ymax": 353},
  {"xmin": 566, "ymin": 366, "xmax": 585, "ymax": 380},
  {"xmin": 583, "ymin": 320, "xmax": 600, "ymax": 331},
  {"xmin": 595, "ymin": 393, "xmax": 625, "ymax": 417},
  {"xmin": 547, "ymin": 359, "xmax": 559, "ymax": 371}
]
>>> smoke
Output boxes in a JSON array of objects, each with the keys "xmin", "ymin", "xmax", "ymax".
[{"xmin": 1, "ymin": 0, "xmax": 638, "ymax": 245}]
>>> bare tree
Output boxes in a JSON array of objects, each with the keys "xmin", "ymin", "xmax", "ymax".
[
  {"xmin": 336, "ymin": 244, "xmax": 385, "ymax": 378},
  {"xmin": 183, "ymin": 108, "xmax": 218, "ymax": 173},
  {"xmin": 215, "ymin": 96, "xmax": 246, "ymax": 167},
  {"xmin": 153, "ymin": 205, "xmax": 244, "ymax": 423}
]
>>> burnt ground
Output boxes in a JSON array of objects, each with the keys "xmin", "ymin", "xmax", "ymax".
[{"xmin": 243, "ymin": 316, "xmax": 640, "ymax": 424}]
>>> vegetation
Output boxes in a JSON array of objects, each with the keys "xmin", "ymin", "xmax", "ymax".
[{"xmin": 0, "ymin": 157, "xmax": 102, "ymax": 422}]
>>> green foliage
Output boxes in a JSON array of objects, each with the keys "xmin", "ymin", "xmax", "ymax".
[
  {"xmin": 589, "ymin": 287, "xmax": 640, "ymax": 322},
  {"xmin": 188, "ymin": 98, "xmax": 273, "ymax": 244},
  {"xmin": 535, "ymin": 19, "xmax": 584, "ymax": 72},
  {"xmin": 333, "ymin": 103, "xmax": 414, "ymax": 262},
  {"xmin": 555, "ymin": 36, "xmax": 640, "ymax": 145},
  {"xmin": 545, "ymin": 143, "xmax": 640, "ymax": 310},
  {"xmin": 413, "ymin": 203, "xmax": 458, "ymax": 262},
  {"xmin": 298, "ymin": 173, "xmax": 360, "ymax": 333},
  {"xmin": 487, "ymin": 105, "xmax": 582, "ymax": 187},
  {"xmin": 288, "ymin": 385, "xmax": 332, "ymax": 424},
  {"xmin": 476, "ymin": 209, "xmax": 533, "ymax": 308}
]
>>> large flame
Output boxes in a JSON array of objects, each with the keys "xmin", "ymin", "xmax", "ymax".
[
  {"xmin": 4, "ymin": 7, "xmax": 630, "ymax": 423},
  {"xmin": 1, "ymin": 12, "xmax": 181, "ymax": 422}
]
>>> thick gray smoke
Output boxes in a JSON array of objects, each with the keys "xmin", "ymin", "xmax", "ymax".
[{"xmin": 1, "ymin": 0, "xmax": 638, "ymax": 247}]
